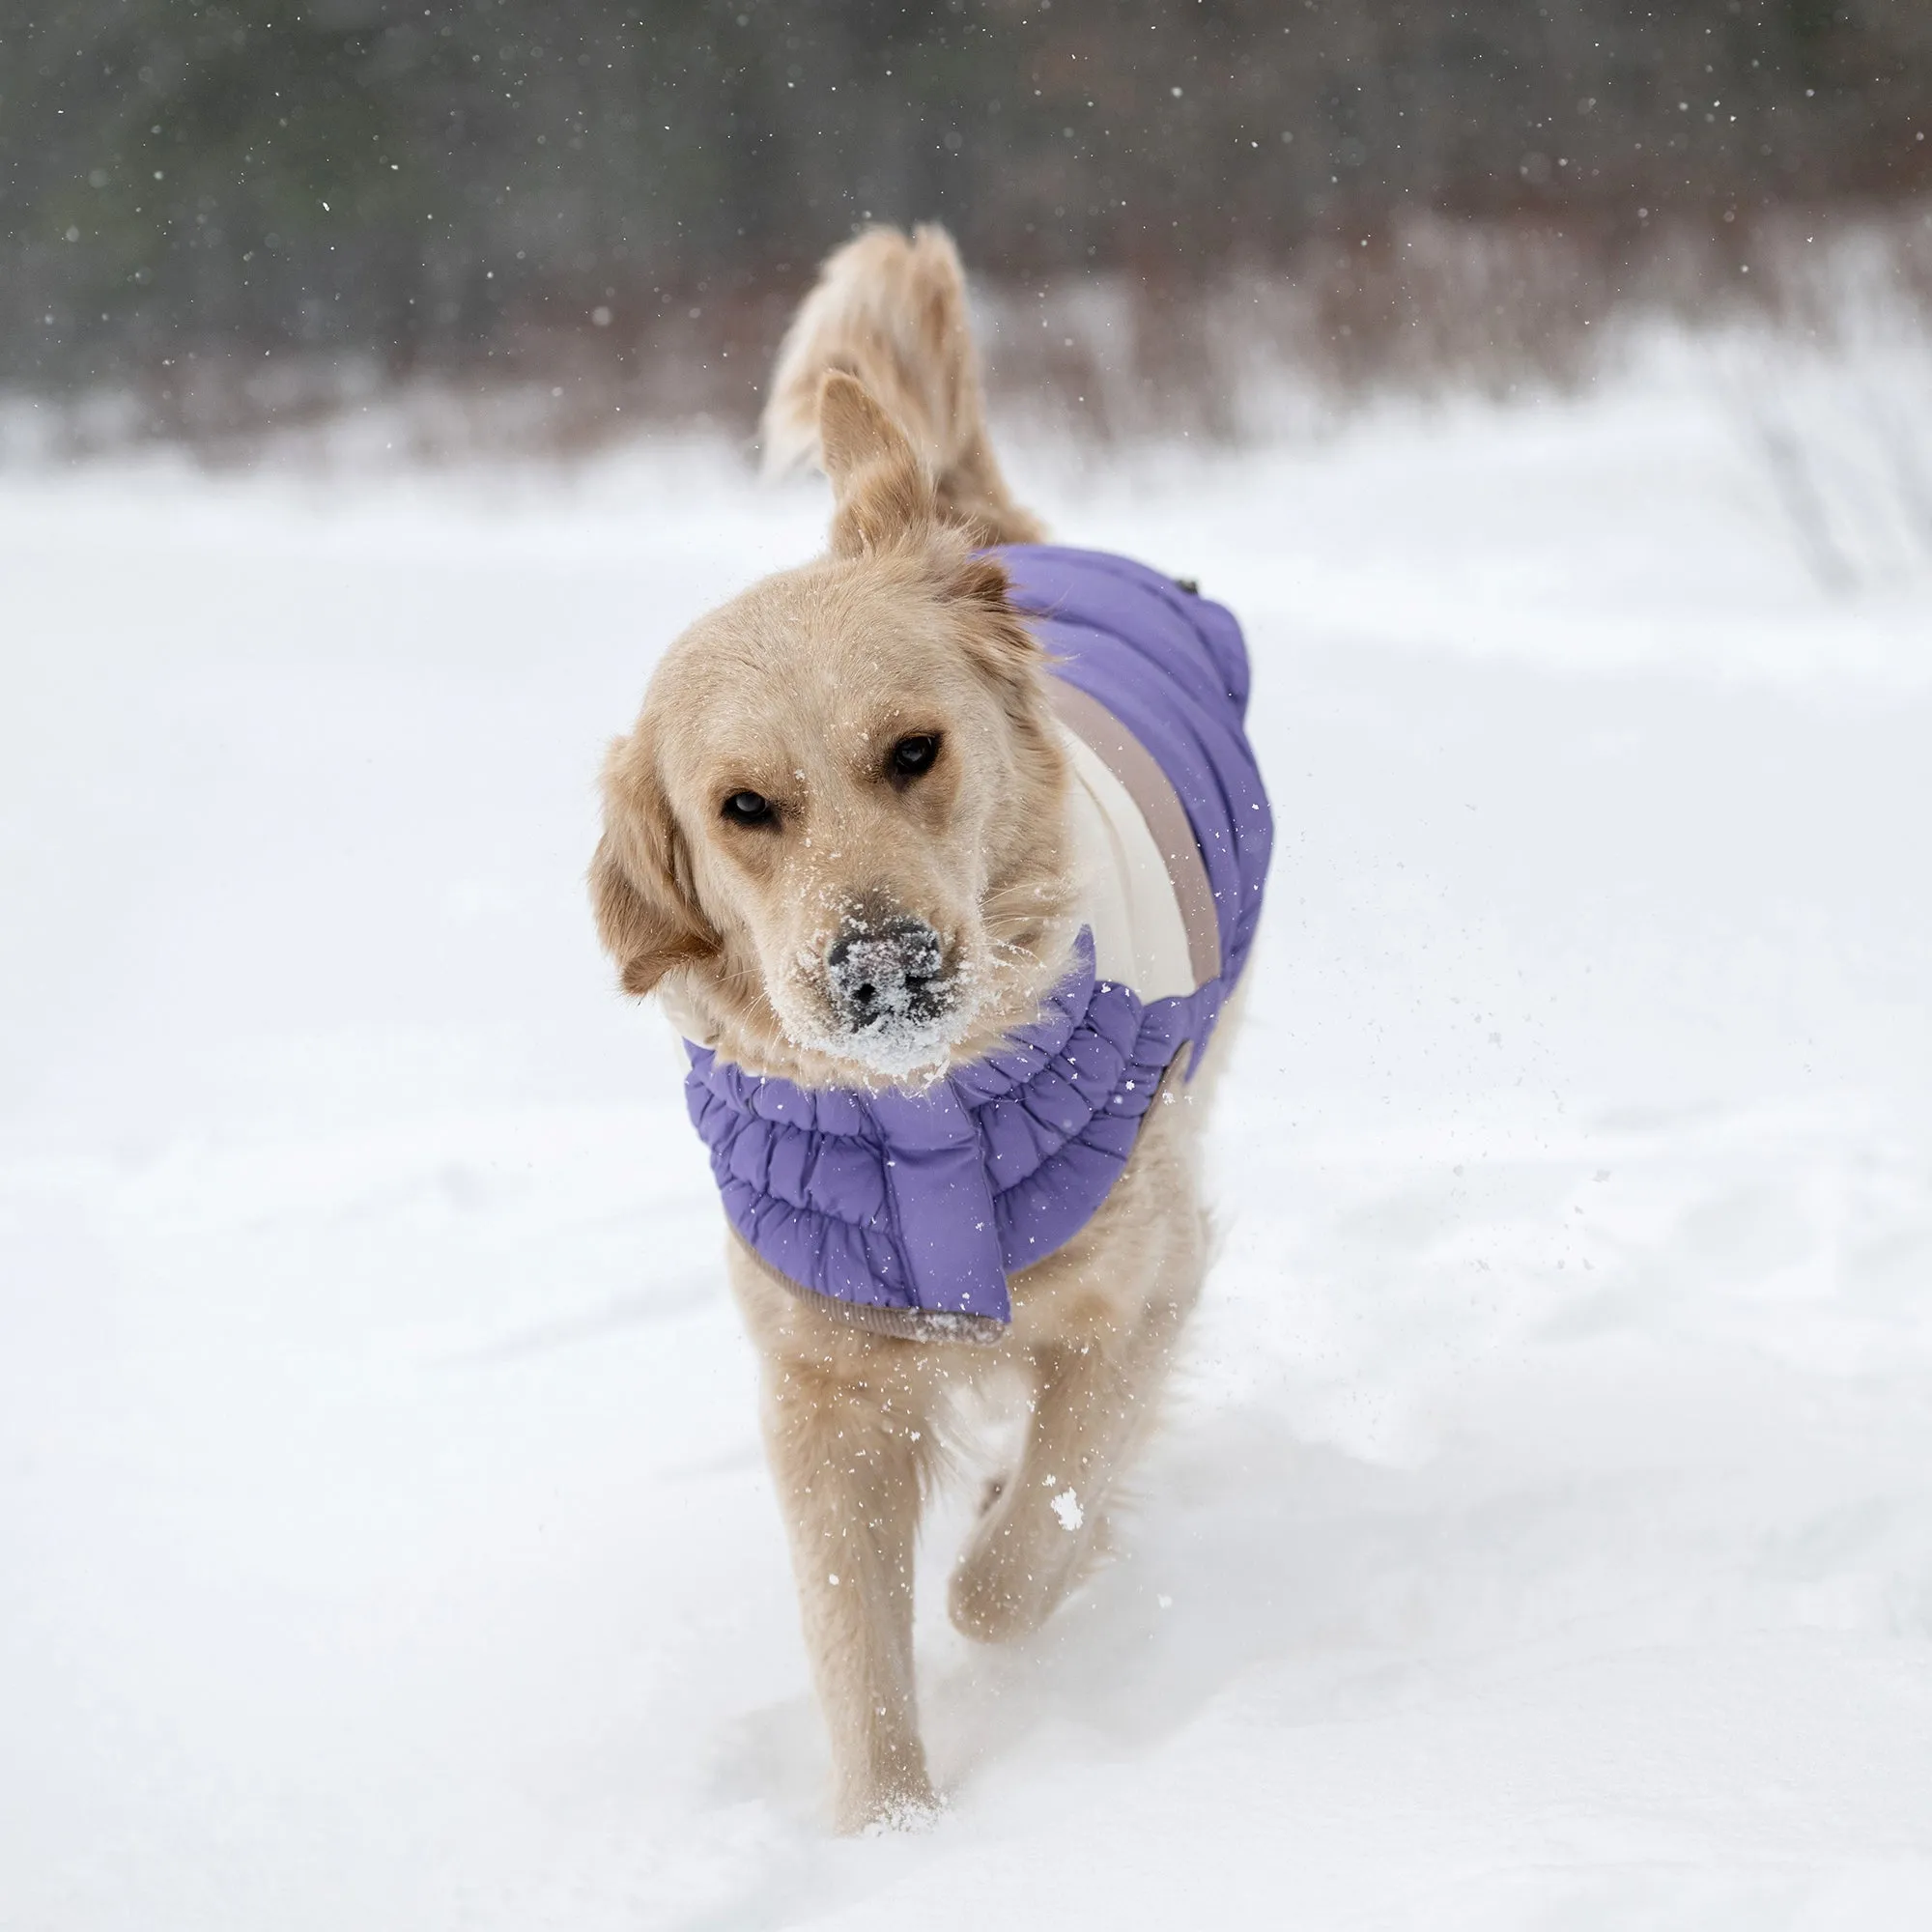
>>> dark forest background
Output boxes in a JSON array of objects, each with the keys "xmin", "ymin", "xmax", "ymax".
[{"xmin": 4, "ymin": 1, "xmax": 1929, "ymax": 438}]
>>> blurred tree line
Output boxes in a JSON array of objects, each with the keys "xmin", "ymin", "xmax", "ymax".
[{"xmin": 3, "ymin": 0, "xmax": 1928, "ymax": 394}]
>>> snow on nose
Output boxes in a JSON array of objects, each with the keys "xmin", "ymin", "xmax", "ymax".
[{"xmin": 824, "ymin": 915, "xmax": 948, "ymax": 1033}]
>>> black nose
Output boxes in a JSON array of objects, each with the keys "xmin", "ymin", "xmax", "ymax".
[{"xmin": 825, "ymin": 915, "xmax": 949, "ymax": 1030}]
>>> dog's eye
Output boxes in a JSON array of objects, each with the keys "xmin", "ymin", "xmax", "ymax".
[
  {"xmin": 889, "ymin": 734, "xmax": 941, "ymax": 782},
  {"xmin": 722, "ymin": 789, "xmax": 773, "ymax": 826}
]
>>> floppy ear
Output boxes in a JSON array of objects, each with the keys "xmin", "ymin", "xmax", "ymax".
[
  {"xmin": 819, "ymin": 370, "xmax": 937, "ymax": 557},
  {"xmin": 932, "ymin": 542, "xmax": 1044, "ymax": 693},
  {"xmin": 589, "ymin": 737, "xmax": 717, "ymax": 998}
]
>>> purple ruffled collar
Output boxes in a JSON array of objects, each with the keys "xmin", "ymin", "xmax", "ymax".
[{"xmin": 684, "ymin": 932, "xmax": 1224, "ymax": 1342}]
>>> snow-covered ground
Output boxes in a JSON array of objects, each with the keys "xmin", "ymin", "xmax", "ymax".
[{"xmin": 5, "ymin": 338, "xmax": 1932, "ymax": 1929}]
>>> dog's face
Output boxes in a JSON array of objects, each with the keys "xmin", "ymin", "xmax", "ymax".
[{"xmin": 593, "ymin": 379, "xmax": 1071, "ymax": 1085}]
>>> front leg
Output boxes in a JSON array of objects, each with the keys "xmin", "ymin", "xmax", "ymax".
[
  {"xmin": 757, "ymin": 1342, "xmax": 937, "ymax": 1832},
  {"xmin": 949, "ymin": 1103, "xmax": 1207, "ymax": 1646},
  {"xmin": 948, "ymin": 1317, "xmax": 1179, "ymax": 1644}
]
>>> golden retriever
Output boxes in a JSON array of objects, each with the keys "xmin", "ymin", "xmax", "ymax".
[{"xmin": 591, "ymin": 224, "xmax": 1249, "ymax": 1832}]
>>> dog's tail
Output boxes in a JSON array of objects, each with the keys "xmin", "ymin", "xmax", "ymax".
[{"xmin": 760, "ymin": 224, "xmax": 1043, "ymax": 547}]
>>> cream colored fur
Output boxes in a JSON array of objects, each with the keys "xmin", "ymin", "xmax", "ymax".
[
  {"xmin": 763, "ymin": 223, "xmax": 1044, "ymax": 549},
  {"xmin": 591, "ymin": 225, "xmax": 1238, "ymax": 1833}
]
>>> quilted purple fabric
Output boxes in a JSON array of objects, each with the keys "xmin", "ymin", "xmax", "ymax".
[{"xmin": 681, "ymin": 545, "xmax": 1272, "ymax": 1336}]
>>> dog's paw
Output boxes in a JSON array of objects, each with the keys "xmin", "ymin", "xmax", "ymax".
[
  {"xmin": 837, "ymin": 1770, "xmax": 945, "ymax": 1837},
  {"xmin": 948, "ymin": 1561, "xmax": 1030, "ymax": 1645},
  {"xmin": 948, "ymin": 1533, "xmax": 1062, "ymax": 1645},
  {"xmin": 950, "ymin": 1489, "xmax": 1108, "ymax": 1644},
  {"xmin": 854, "ymin": 1787, "xmax": 948, "ymax": 1837}
]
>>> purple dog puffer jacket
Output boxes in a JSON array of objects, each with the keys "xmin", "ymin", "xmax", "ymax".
[{"xmin": 683, "ymin": 545, "xmax": 1273, "ymax": 1343}]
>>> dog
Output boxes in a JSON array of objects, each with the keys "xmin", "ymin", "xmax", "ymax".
[{"xmin": 591, "ymin": 224, "xmax": 1270, "ymax": 1832}]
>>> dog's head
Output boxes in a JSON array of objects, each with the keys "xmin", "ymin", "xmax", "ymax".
[{"xmin": 592, "ymin": 376, "xmax": 1072, "ymax": 1085}]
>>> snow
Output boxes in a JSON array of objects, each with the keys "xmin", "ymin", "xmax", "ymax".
[{"xmin": 4, "ymin": 338, "xmax": 1932, "ymax": 1928}]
